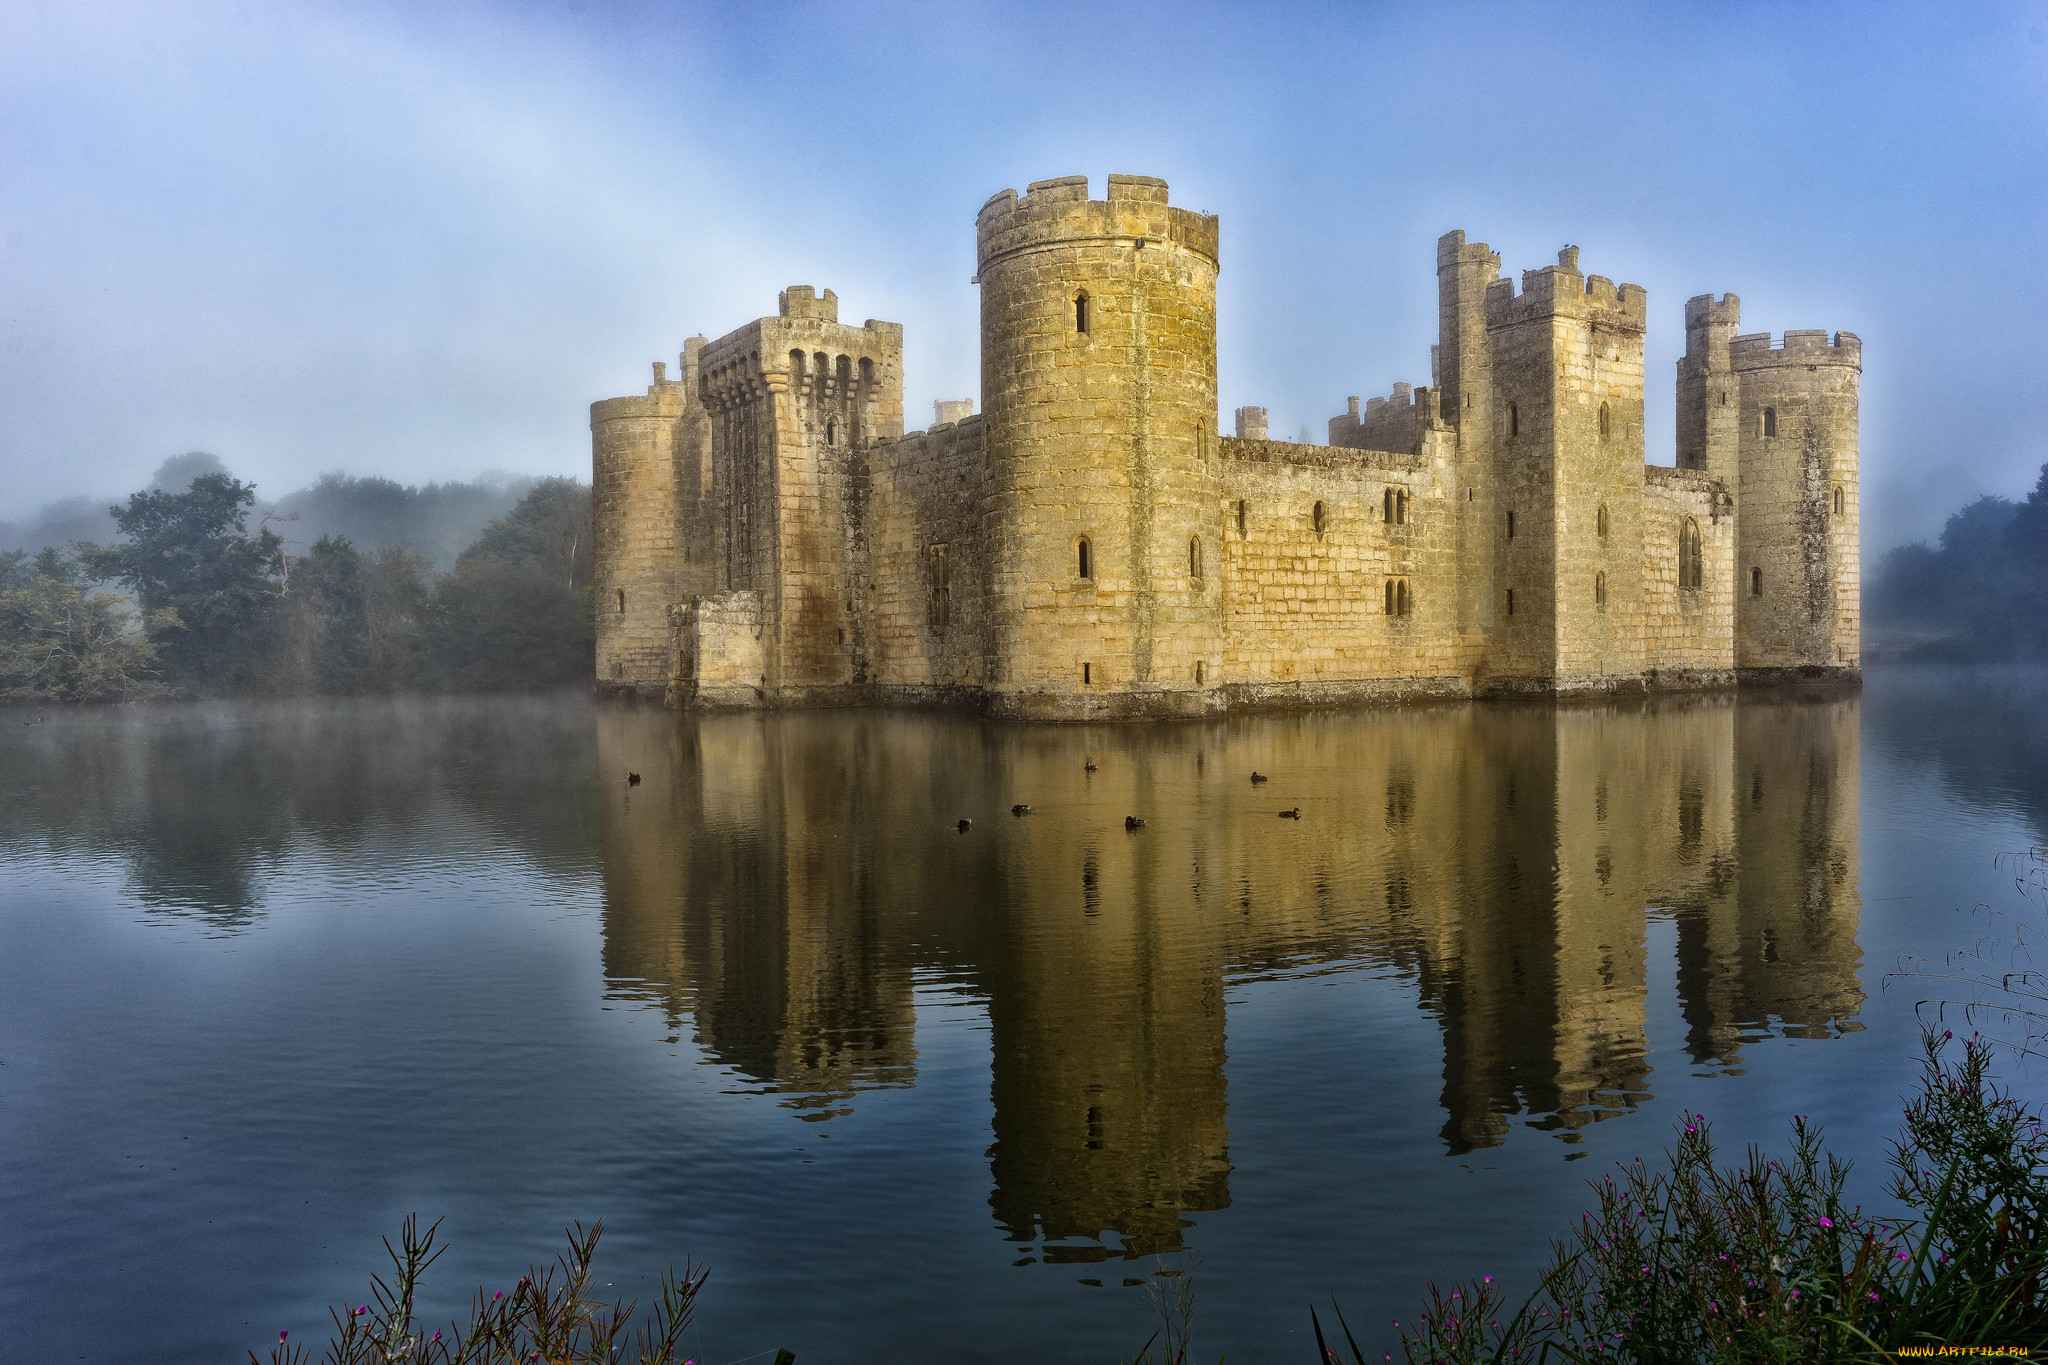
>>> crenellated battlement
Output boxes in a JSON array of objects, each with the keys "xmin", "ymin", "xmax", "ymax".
[
  {"xmin": 1730, "ymin": 329, "xmax": 1862, "ymax": 369},
  {"xmin": 1684, "ymin": 293, "xmax": 1742, "ymax": 330},
  {"xmin": 1327, "ymin": 381, "xmax": 1441, "ymax": 453},
  {"xmin": 1484, "ymin": 246, "xmax": 1647, "ymax": 329},
  {"xmin": 1221, "ymin": 435, "xmax": 1425, "ymax": 473},
  {"xmin": 974, "ymin": 174, "xmax": 1219, "ymax": 272},
  {"xmin": 779, "ymin": 286, "xmax": 838, "ymax": 321},
  {"xmin": 1436, "ymin": 229, "xmax": 1502, "ymax": 277}
]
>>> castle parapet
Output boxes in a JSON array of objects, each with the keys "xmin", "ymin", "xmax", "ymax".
[
  {"xmin": 1328, "ymin": 381, "xmax": 1440, "ymax": 452},
  {"xmin": 975, "ymin": 174, "xmax": 1219, "ymax": 272},
  {"xmin": 779, "ymin": 286, "xmax": 838, "ymax": 321},
  {"xmin": 591, "ymin": 388, "xmax": 684, "ymax": 423},
  {"xmin": 1484, "ymin": 246, "xmax": 1647, "ymax": 329},
  {"xmin": 1730, "ymin": 330, "xmax": 1862, "ymax": 369},
  {"xmin": 1685, "ymin": 293, "xmax": 1742, "ymax": 334}
]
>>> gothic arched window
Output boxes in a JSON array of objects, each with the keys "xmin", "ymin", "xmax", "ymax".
[{"xmin": 1680, "ymin": 518, "xmax": 1704, "ymax": 591}]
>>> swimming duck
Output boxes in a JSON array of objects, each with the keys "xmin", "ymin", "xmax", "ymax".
[
  {"xmin": 627, "ymin": 771, "xmax": 641, "ymax": 786},
  {"xmin": 1279, "ymin": 806, "xmax": 1301, "ymax": 819},
  {"xmin": 1250, "ymin": 772, "xmax": 1269, "ymax": 783},
  {"xmin": 1125, "ymin": 816, "xmax": 1146, "ymax": 830},
  {"xmin": 1012, "ymin": 804, "xmax": 1032, "ymax": 816},
  {"xmin": 1084, "ymin": 759, "xmax": 1098, "ymax": 772},
  {"xmin": 957, "ymin": 818, "xmax": 972, "ymax": 833}
]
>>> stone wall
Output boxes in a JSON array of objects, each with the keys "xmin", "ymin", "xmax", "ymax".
[
  {"xmin": 670, "ymin": 590, "xmax": 766, "ymax": 708},
  {"xmin": 1642, "ymin": 466, "xmax": 1736, "ymax": 683},
  {"xmin": 1215, "ymin": 437, "xmax": 1469, "ymax": 703},
  {"xmin": 866, "ymin": 415, "xmax": 993, "ymax": 697}
]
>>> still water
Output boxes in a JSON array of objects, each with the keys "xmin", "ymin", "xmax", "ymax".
[{"xmin": 3, "ymin": 668, "xmax": 2046, "ymax": 1362}]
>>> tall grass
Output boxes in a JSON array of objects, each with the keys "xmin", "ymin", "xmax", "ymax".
[
  {"xmin": 1345, "ymin": 1033, "xmax": 2048, "ymax": 1363},
  {"xmin": 251, "ymin": 1216, "xmax": 707, "ymax": 1365}
]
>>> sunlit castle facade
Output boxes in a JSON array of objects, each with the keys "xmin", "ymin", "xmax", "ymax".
[{"xmin": 592, "ymin": 174, "xmax": 1860, "ymax": 718}]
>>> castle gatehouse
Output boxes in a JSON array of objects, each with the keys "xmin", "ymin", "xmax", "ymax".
[{"xmin": 592, "ymin": 174, "xmax": 1859, "ymax": 717}]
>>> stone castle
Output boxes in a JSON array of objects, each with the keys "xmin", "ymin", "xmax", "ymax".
[{"xmin": 592, "ymin": 174, "xmax": 1860, "ymax": 717}]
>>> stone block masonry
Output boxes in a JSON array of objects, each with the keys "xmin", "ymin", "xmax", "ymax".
[{"xmin": 590, "ymin": 176, "xmax": 1859, "ymax": 716}]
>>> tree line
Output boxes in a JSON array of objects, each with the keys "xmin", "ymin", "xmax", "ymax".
[
  {"xmin": 1, "ymin": 454, "xmax": 543, "ymax": 572},
  {"xmin": 1868, "ymin": 458, "xmax": 2048, "ymax": 660},
  {"xmin": 1, "ymin": 467, "xmax": 594, "ymax": 702}
]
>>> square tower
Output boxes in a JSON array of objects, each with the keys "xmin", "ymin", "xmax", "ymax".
[
  {"xmin": 695, "ymin": 288, "xmax": 904, "ymax": 698},
  {"xmin": 1481, "ymin": 247, "xmax": 1650, "ymax": 691}
]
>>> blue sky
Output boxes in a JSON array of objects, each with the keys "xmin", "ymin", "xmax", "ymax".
[{"xmin": 2, "ymin": 0, "xmax": 2044, "ymax": 555}]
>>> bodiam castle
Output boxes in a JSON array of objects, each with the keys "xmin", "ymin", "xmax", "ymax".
[{"xmin": 591, "ymin": 173, "xmax": 1860, "ymax": 718}]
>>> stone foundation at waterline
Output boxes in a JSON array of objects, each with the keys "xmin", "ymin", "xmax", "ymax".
[{"xmin": 593, "ymin": 176, "xmax": 1861, "ymax": 716}]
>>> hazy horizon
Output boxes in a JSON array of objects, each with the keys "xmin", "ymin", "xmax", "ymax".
[{"xmin": 4, "ymin": 0, "xmax": 2044, "ymax": 558}]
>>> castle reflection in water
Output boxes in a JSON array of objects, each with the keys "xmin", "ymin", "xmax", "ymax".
[{"xmin": 595, "ymin": 694, "xmax": 1861, "ymax": 1260}]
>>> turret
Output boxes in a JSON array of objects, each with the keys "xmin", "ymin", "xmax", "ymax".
[
  {"xmin": 975, "ymin": 174, "xmax": 1222, "ymax": 713},
  {"xmin": 1677, "ymin": 294, "xmax": 1741, "ymax": 477},
  {"xmin": 1730, "ymin": 329, "xmax": 1862, "ymax": 677},
  {"xmin": 593, "ymin": 354, "xmax": 698, "ymax": 698}
]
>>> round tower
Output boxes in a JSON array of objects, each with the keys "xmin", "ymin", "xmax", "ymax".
[
  {"xmin": 591, "ymin": 361, "xmax": 686, "ymax": 698},
  {"xmin": 1731, "ymin": 329, "xmax": 1862, "ymax": 679},
  {"xmin": 974, "ymin": 173, "xmax": 1222, "ymax": 717}
]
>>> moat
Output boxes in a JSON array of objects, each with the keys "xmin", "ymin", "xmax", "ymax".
[{"xmin": 3, "ymin": 666, "xmax": 2045, "ymax": 1363}]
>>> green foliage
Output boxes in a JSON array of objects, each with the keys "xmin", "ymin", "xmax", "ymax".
[
  {"xmin": 456, "ymin": 476, "xmax": 592, "ymax": 589},
  {"xmin": 270, "ymin": 472, "xmax": 538, "ymax": 571},
  {"xmin": 427, "ymin": 558, "xmax": 592, "ymax": 691},
  {"xmin": 1871, "ymin": 462, "xmax": 2048, "ymax": 658},
  {"xmin": 76, "ymin": 472, "xmax": 284, "ymax": 693},
  {"xmin": 0, "ymin": 549, "xmax": 171, "ymax": 701},
  {"xmin": 251, "ymin": 1216, "xmax": 706, "ymax": 1365},
  {"xmin": 1364, "ymin": 1034, "xmax": 2048, "ymax": 1364},
  {"xmin": 20, "ymin": 467, "xmax": 591, "ymax": 700},
  {"xmin": 426, "ymin": 479, "xmax": 593, "ymax": 691},
  {"xmin": 295, "ymin": 536, "xmax": 371, "ymax": 692},
  {"xmin": 363, "ymin": 544, "xmax": 434, "ymax": 687}
]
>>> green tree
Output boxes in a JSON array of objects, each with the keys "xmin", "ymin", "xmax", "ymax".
[
  {"xmin": 427, "ymin": 480, "xmax": 593, "ymax": 691},
  {"xmin": 460, "ymin": 476, "xmax": 593, "ymax": 589},
  {"xmin": 0, "ymin": 549, "xmax": 172, "ymax": 701},
  {"xmin": 77, "ymin": 473, "xmax": 284, "ymax": 693},
  {"xmin": 301, "ymin": 535, "xmax": 370, "ymax": 692},
  {"xmin": 362, "ymin": 544, "xmax": 432, "ymax": 688},
  {"xmin": 2004, "ymin": 464, "xmax": 2048, "ymax": 658},
  {"xmin": 1870, "ymin": 462, "xmax": 2048, "ymax": 660}
]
